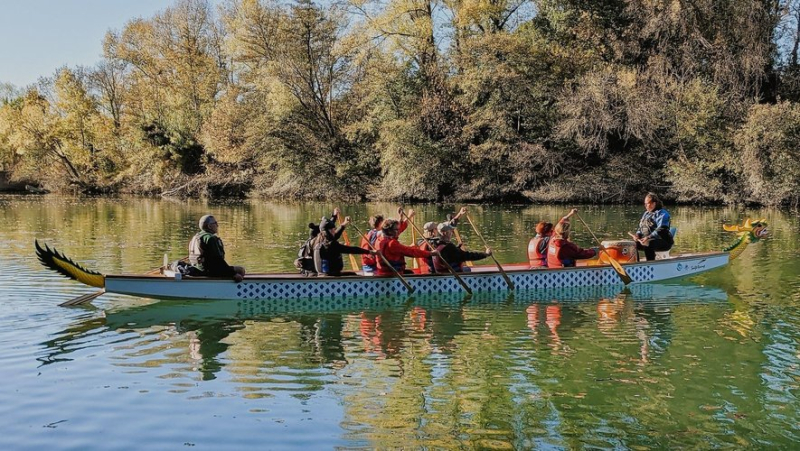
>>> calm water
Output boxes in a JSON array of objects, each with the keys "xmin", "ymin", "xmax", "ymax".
[{"xmin": 1, "ymin": 195, "xmax": 799, "ymax": 449}]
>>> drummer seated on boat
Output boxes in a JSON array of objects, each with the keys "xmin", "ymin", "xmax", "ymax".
[
  {"xmin": 188, "ymin": 215, "xmax": 246, "ymax": 282},
  {"xmin": 314, "ymin": 215, "xmax": 375, "ymax": 277},
  {"xmin": 546, "ymin": 219, "xmax": 598, "ymax": 268},
  {"xmin": 629, "ymin": 192, "xmax": 674, "ymax": 261},
  {"xmin": 433, "ymin": 222, "xmax": 491, "ymax": 273}
]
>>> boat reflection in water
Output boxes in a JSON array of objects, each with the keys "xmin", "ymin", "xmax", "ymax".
[{"xmin": 40, "ymin": 282, "xmax": 727, "ymax": 377}]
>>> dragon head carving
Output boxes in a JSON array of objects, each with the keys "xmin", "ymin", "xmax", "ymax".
[
  {"xmin": 723, "ymin": 218, "xmax": 768, "ymax": 260},
  {"xmin": 723, "ymin": 218, "xmax": 769, "ymax": 240}
]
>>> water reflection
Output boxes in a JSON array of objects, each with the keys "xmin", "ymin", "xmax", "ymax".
[
  {"xmin": 40, "ymin": 283, "xmax": 726, "ymax": 381},
  {"xmin": 32, "ymin": 280, "xmax": 800, "ymax": 446}
]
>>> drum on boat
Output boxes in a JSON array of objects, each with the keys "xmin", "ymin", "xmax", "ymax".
[{"xmin": 599, "ymin": 240, "xmax": 637, "ymax": 263}]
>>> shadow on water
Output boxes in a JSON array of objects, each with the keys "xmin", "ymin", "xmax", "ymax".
[{"xmin": 38, "ymin": 282, "xmax": 728, "ymax": 378}]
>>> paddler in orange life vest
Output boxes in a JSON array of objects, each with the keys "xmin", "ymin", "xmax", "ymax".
[
  {"xmin": 360, "ymin": 207, "xmax": 414, "ymax": 273},
  {"xmin": 374, "ymin": 218, "xmax": 436, "ymax": 275},
  {"xmin": 546, "ymin": 212, "xmax": 599, "ymax": 268},
  {"xmin": 528, "ymin": 209, "xmax": 577, "ymax": 267}
]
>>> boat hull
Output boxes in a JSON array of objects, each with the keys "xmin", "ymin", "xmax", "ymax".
[{"xmin": 104, "ymin": 252, "xmax": 729, "ymax": 301}]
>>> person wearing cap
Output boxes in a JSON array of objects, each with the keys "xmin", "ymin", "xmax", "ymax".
[
  {"xmin": 415, "ymin": 221, "xmax": 441, "ymax": 273},
  {"xmin": 415, "ymin": 207, "xmax": 468, "ymax": 273},
  {"xmin": 188, "ymin": 215, "xmax": 246, "ymax": 282},
  {"xmin": 433, "ymin": 222, "xmax": 491, "ymax": 273},
  {"xmin": 313, "ymin": 215, "xmax": 376, "ymax": 276},
  {"xmin": 374, "ymin": 218, "xmax": 435, "ymax": 275}
]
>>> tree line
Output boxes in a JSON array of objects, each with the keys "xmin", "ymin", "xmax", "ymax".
[{"xmin": 1, "ymin": 0, "xmax": 799, "ymax": 207}]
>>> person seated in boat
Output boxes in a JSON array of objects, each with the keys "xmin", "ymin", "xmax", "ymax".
[
  {"xmin": 295, "ymin": 222, "xmax": 323, "ymax": 275},
  {"xmin": 546, "ymin": 218, "xmax": 598, "ymax": 268},
  {"xmin": 188, "ymin": 215, "xmax": 246, "ymax": 282},
  {"xmin": 416, "ymin": 207, "xmax": 468, "ymax": 273},
  {"xmin": 629, "ymin": 192, "xmax": 674, "ymax": 261},
  {"xmin": 416, "ymin": 221, "xmax": 441, "ymax": 273},
  {"xmin": 375, "ymin": 218, "xmax": 435, "ymax": 275},
  {"xmin": 360, "ymin": 207, "xmax": 415, "ymax": 273},
  {"xmin": 528, "ymin": 209, "xmax": 577, "ymax": 268},
  {"xmin": 314, "ymin": 215, "xmax": 376, "ymax": 276},
  {"xmin": 433, "ymin": 223, "xmax": 491, "ymax": 273}
]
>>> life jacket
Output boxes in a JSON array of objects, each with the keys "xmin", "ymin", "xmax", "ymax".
[
  {"xmin": 416, "ymin": 238, "xmax": 437, "ymax": 273},
  {"xmin": 375, "ymin": 235, "xmax": 406, "ymax": 274},
  {"xmin": 189, "ymin": 231, "xmax": 218, "ymax": 270},
  {"xmin": 361, "ymin": 229, "xmax": 380, "ymax": 267},
  {"xmin": 547, "ymin": 238, "xmax": 569, "ymax": 268},
  {"xmin": 528, "ymin": 235, "xmax": 550, "ymax": 267},
  {"xmin": 434, "ymin": 242, "xmax": 464, "ymax": 273}
]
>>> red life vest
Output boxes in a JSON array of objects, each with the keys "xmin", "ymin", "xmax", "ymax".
[
  {"xmin": 417, "ymin": 240, "xmax": 435, "ymax": 274},
  {"xmin": 433, "ymin": 242, "xmax": 464, "ymax": 272},
  {"xmin": 360, "ymin": 229, "xmax": 380, "ymax": 267},
  {"xmin": 528, "ymin": 235, "xmax": 549, "ymax": 267},
  {"xmin": 547, "ymin": 238, "xmax": 567, "ymax": 268}
]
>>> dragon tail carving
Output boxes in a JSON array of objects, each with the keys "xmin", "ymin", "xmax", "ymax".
[{"xmin": 35, "ymin": 240, "xmax": 105, "ymax": 288}]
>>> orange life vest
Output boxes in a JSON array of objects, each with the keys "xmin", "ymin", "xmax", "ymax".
[{"xmin": 528, "ymin": 235, "xmax": 549, "ymax": 267}]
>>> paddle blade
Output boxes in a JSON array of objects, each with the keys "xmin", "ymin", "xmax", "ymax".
[
  {"xmin": 607, "ymin": 256, "xmax": 633, "ymax": 285},
  {"xmin": 59, "ymin": 289, "xmax": 106, "ymax": 307}
]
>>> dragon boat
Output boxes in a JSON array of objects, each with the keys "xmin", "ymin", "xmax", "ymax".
[{"xmin": 35, "ymin": 219, "xmax": 767, "ymax": 305}]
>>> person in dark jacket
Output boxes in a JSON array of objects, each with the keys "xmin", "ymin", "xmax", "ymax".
[
  {"xmin": 415, "ymin": 207, "xmax": 469, "ymax": 273},
  {"xmin": 314, "ymin": 215, "xmax": 376, "ymax": 276},
  {"xmin": 188, "ymin": 215, "xmax": 246, "ymax": 282},
  {"xmin": 433, "ymin": 223, "xmax": 491, "ymax": 273},
  {"xmin": 630, "ymin": 192, "xmax": 674, "ymax": 261}
]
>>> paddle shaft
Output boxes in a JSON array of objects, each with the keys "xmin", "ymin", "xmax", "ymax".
[
  {"xmin": 574, "ymin": 213, "xmax": 633, "ymax": 285},
  {"xmin": 464, "ymin": 214, "xmax": 514, "ymax": 289},
  {"xmin": 402, "ymin": 212, "xmax": 473, "ymax": 295},
  {"xmin": 341, "ymin": 230, "xmax": 360, "ymax": 272},
  {"xmin": 350, "ymin": 224, "xmax": 415, "ymax": 293},
  {"xmin": 410, "ymin": 226, "xmax": 420, "ymax": 269}
]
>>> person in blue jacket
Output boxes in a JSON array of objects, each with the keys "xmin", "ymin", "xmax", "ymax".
[{"xmin": 630, "ymin": 192, "xmax": 674, "ymax": 261}]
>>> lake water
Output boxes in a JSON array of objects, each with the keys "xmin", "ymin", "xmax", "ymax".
[{"xmin": 1, "ymin": 195, "xmax": 798, "ymax": 449}]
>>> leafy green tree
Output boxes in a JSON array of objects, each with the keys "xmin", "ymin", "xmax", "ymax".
[{"xmin": 734, "ymin": 101, "xmax": 800, "ymax": 207}]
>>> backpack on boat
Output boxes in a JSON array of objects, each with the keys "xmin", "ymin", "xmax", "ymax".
[
  {"xmin": 170, "ymin": 260, "xmax": 203, "ymax": 277},
  {"xmin": 294, "ymin": 237, "xmax": 318, "ymax": 275}
]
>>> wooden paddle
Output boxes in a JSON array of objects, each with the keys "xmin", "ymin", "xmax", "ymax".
[
  {"xmin": 574, "ymin": 213, "xmax": 633, "ymax": 285},
  {"xmin": 341, "ymin": 230, "xmax": 360, "ymax": 272},
  {"xmin": 401, "ymin": 210, "xmax": 473, "ymax": 295},
  {"xmin": 410, "ymin": 225, "xmax": 420, "ymax": 270},
  {"xmin": 464, "ymin": 214, "xmax": 514, "ymax": 289},
  {"xmin": 350, "ymin": 223, "xmax": 415, "ymax": 294},
  {"xmin": 59, "ymin": 289, "xmax": 106, "ymax": 307}
]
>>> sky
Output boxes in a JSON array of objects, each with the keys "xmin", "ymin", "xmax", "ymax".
[{"xmin": 0, "ymin": 0, "xmax": 186, "ymax": 87}]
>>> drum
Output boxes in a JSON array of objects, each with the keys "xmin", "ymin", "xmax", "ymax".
[{"xmin": 599, "ymin": 240, "xmax": 637, "ymax": 263}]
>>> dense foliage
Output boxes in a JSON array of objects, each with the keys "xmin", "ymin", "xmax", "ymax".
[{"xmin": 1, "ymin": 0, "xmax": 799, "ymax": 206}]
